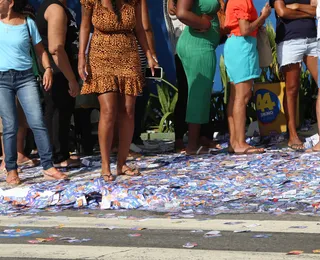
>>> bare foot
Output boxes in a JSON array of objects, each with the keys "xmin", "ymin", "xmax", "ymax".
[
  {"xmin": 6, "ymin": 170, "xmax": 21, "ymax": 185},
  {"xmin": 100, "ymin": 162, "xmax": 114, "ymax": 181},
  {"xmin": 306, "ymin": 141, "xmax": 320, "ymax": 152},
  {"xmin": 53, "ymin": 158, "xmax": 81, "ymax": 168},
  {"xmin": 43, "ymin": 167, "xmax": 69, "ymax": 180},
  {"xmin": 117, "ymin": 165, "xmax": 141, "ymax": 176},
  {"xmin": 288, "ymin": 137, "xmax": 304, "ymax": 150},
  {"xmin": 0, "ymin": 161, "xmax": 6, "ymax": 173},
  {"xmin": 233, "ymin": 143, "xmax": 264, "ymax": 154}
]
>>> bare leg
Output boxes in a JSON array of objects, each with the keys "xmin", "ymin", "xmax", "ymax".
[
  {"xmin": 282, "ymin": 63, "xmax": 303, "ymax": 148},
  {"xmin": 0, "ymin": 135, "xmax": 5, "ymax": 170},
  {"xmin": 6, "ymin": 169, "xmax": 20, "ymax": 185},
  {"xmin": 185, "ymin": 123, "xmax": 210, "ymax": 154},
  {"xmin": 116, "ymin": 94, "xmax": 138, "ymax": 176},
  {"xmin": 227, "ymin": 83, "xmax": 236, "ymax": 152},
  {"xmin": 304, "ymin": 56, "xmax": 320, "ymax": 150},
  {"xmin": 16, "ymin": 127, "xmax": 33, "ymax": 164},
  {"xmin": 98, "ymin": 93, "xmax": 118, "ymax": 180},
  {"xmin": 232, "ymin": 80, "xmax": 264, "ymax": 153}
]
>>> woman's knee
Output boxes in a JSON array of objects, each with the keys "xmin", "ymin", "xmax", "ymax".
[
  {"xmin": 100, "ymin": 106, "xmax": 117, "ymax": 122},
  {"xmin": 2, "ymin": 116, "xmax": 18, "ymax": 135},
  {"xmin": 119, "ymin": 103, "xmax": 135, "ymax": 120},
  {"xmin": 285, "ymin": 81, "xmax": 300, "ymax": 97}
]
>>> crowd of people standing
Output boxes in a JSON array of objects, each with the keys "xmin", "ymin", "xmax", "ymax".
[{"xmin": 0, "ymin": 0, "xmax": 319, "ymax": 185}]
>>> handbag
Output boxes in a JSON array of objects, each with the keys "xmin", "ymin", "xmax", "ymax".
[
  {"xmin": 217, "ymin": 0, "xmax": 230, "ymax": 44},
  {"xmin": 257, "ymin": 26, "xmax": 273, "ymax": 68},
  {"xmin": 25, "ymin": 17, "xmax": 43, "ymax": 84}
]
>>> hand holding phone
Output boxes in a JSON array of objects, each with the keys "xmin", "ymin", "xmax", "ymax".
[{"xmin": 145, "ymin": 67, "xmax": 163, "ymax": 80}]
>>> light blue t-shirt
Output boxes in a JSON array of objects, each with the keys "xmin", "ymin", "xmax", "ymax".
[{"xmin": 0, "ymin": 17, "xmax": 42, "ymax": 72}]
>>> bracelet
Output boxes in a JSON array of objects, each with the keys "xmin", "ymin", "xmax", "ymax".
[{"xmin": 45, "ymin": 67, "xmax": 53, "ymax": 72}]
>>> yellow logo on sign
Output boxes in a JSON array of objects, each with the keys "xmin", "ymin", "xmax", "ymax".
[{"xmin": 256, "ymin": 93, "xmax": 276, "ymax": 112}]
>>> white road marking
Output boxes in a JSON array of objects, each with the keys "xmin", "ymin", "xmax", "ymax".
[
  {"xmin": 0, "ymin": 244, "xmax": 318, "ymax": 260},
  {"xmin": 0, "ymin": 216, "xmax": 319, "ymax": 234}
]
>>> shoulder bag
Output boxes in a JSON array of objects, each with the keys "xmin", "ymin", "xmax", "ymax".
[{"xmin": 257, "ymin": 26, "xmax": 273, "ymax": 68}]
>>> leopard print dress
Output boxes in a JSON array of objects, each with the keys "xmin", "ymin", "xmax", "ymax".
[{"xmin": 80, "ymin": 0, "xmax": 143, "ymax": 96}]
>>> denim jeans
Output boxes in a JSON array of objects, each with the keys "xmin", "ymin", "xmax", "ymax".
[{"xmin": 0, "ymin": 69, "xmax": 53, "ymax": 171}]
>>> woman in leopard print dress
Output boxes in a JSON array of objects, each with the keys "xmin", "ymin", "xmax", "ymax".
[{"xmin": 78, "ymin": 0, "xmax": 157, "ymax": 181}]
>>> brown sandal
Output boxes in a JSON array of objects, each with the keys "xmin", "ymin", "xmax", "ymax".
[
  {"xmin": 101, "ymin": 173, "xmax": 116, "ymax": 182},
  {"xmin": 234, "ymin": 146, "xmax": 265, "ymax": 155},
  {"xmin": 117, "ymin": 166, "xmax": 141, "ymax": 177},
  {"xmin": 6, "ymin": 171, "xmax": 21, "ymax": 186},
  {"xmin": 43, "ymin": 169, "xmax": 69, "ymax": 181}
]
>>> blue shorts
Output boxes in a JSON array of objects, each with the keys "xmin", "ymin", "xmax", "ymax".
[{"xmin": 224, "ymin": 35, "xmax": 260, "ymax": 84}]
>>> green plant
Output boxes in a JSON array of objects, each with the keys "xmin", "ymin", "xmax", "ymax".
[{"xmin": 144, "ymin": 77, "xmax": 178, "ymax": 133}]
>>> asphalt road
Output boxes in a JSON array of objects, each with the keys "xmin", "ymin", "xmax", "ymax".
[{"xmin": 0, "ymin": 210, "xmax": 319, "ymax": 260}]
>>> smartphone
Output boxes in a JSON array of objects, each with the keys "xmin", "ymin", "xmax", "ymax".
[{"xmin": 145, "ymin": 67, "xmax": 163, "ymax": 80}]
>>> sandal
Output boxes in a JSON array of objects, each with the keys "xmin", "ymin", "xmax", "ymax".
[
  {"xmin": 53, "ymin": 158, "xmax": 81, "ymax": 168},
  {"xmin": 186, "ymin": 146, "xmax": 210, "ymax": 156},
  {"xmin": 17, "ymin": 159, "xmax": 37, "ymax": 167},
  {"xmin": 118, "ymin": 166, "xmax": 141, "ymax": 176},
  {"xmin": 43, "ymin": 168, "xmax": 69, "ymax": 181},
  {"xmin": 101, "ymin": 173, "xmax": 116, "ymax": 182},
  {"xmin": 6, "ymin": 171, "xmax": 21, "ymax": 186},
  {"xmin": 234, "ymin": 146, "xmax": 265, "ymax": 155},
  {"xmin": 288, "ymin": 143, "xmax": 305, "ymax": 152}
]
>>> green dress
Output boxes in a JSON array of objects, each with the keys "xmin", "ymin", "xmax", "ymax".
[{"xmin": 176, "ymin": 0, "xmax": 220, "ymax": 124}]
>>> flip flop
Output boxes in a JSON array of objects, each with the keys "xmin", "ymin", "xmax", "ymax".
[
  {"xmin": 43, "ymin": 171, "xmax": 69, "ymax": 181},
  {"xmin": 186, "ymin": 146, "xmax": 211, "ymax": 156},
  {"xmin": 53, "ymin": 159, "xmax": 81, "ymax": 168},
  {"xmin": 118, "ymin": 167, "xmax": 141, "ymax": 177},
  {"xmin": 234, "ymin": 146, "xmax": 265, "ymax": 155},
  {"xmin": 101, "ymin": 173, "xmax": 116, "ymax": 182},
  {"xmin": 17, "ymin": 159, "xmax": 37, "ymax": 167},
  {"xmin": 288, "ymin": 143, "xmax": 305, "ymax": 152}
]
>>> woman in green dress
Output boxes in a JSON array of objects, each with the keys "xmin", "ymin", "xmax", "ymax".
[{"xmin": 176, "ymin": 0, "xmax": 220, "ymax": 155}]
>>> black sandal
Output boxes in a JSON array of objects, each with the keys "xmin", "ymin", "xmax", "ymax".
[{"xmin": 101, "ymin": 173, "xmax": 116, "ymax": 182}]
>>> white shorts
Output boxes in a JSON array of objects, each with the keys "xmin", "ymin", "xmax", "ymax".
[{"xmin": 277, "ymin": 38, "xmax": 317, "ymax": 68}]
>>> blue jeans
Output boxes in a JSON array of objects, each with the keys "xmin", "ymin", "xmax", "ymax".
[{"xmin": 0, "ymin": 69, "xmax": 53, "ymax": 171}]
